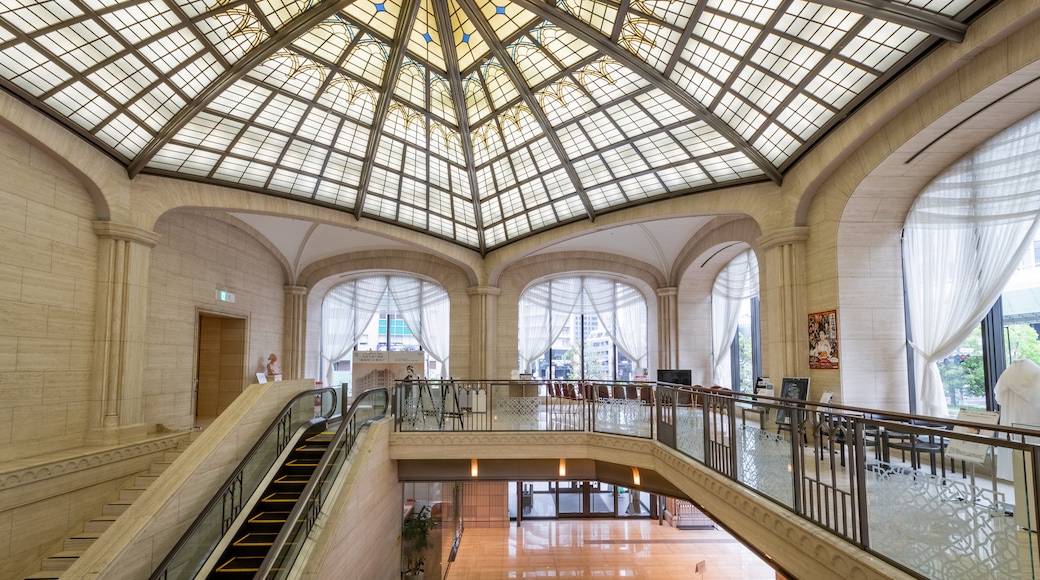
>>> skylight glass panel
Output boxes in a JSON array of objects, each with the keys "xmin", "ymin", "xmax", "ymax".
[
  {"xmin": 295, "ymin": 22, "xmax": 357, "ymax": 64},
  {"xmin": 297, "ymin": 108, "xmax": 339, "ymax": 146},
  {"xmin": 45, "ymin": 82, "xmax": 113, "ymax": 131},
  {"xmin": 402, "ymin": 144, "xmax": 427, "ymax": 181},
  {"xmin": 251, "ymin": 51, "xmax": 328, "ymax": 97},
  {"xmin": 575, "ymin": 58, "xmax": 649, "ymax": 104},
  {"xmin": 500, "ymin": 187, "xmax": 525, "ymax": 218},
  {"xmin": 320, "ymin": 76, "xmax": 378, "ymax": 123},
  {"xmin": 656, "ymin": 162, "xmax": 712, "ymax": 190},
  {"xmin": 481, "ymin": 197, "xmax": 503, "ymax": 224},
  {"xmin": 429, "ymin": 123, "xmax": 461, "ymax": 163},
  {"xmin": 323, "ymin": 151, "xmax": 365, "ymax": 187},
  {"xmin": 719, "ymin": 0, "xmax": 782, "ymax": 24},
  {"xmin": 579, "ymin": 111, "xmax": 624, "ymax": 148},
  {"xmin": 430, "ymin": 76, "xmax": 458, "ymax": 125},
  {"xmin": 369, "ymin": 165, "xmax": 399, "ymax": 200},
  {"xmin": 463, "ymin": 73, "xmax": 492, "ymax": 125},
  {"xmin": 619, "ymin": 16, "xmax": 680, "ymax": 73},
  {"xmin": 519, "ymin": 177, "xmax": 550, "ymax": 207},
  {"xmin": 573, "ymin": 155, "xmax": 611, "ymax": 187},
  {"xmin": 410, "ymin": 0, "xmax": 446, "ymax": 71},
  {"xmin": 499, "ymin": 105, "xmax": 542, "ymax": 148},
  {"xmin": 175, "ymin": 112, "xmax": 243, "ymax": 149},
  {"xmin": 542, "ymin": 167, "xmax": 574, "ymax": 200},
  {"xmin": 314, "ymin": 180, "xmax": 358, "ymax": 207},
  {"xmin": 601, "ymin": 144, "xmax": 650, "ymax": 179},
  {"xmin": 586, "ymin": 183, "xmax": 619, "ymax": 210},
  {"xmin": 484, "ymin": 223, "xmax": 506, "ymax": 246},
  {"xmin": 714, "ymin": 91, "xmax": 765, "ymax": 141},
  {"xmin": 476, "ymin": 0, "xmax": 537, "ymax": 43},
  {"xmin": 344, "ymin": 36, "xmax": 391, "ymax": 85},
  {"xmin": 448, "ymin": 0, "xmax": 486, "ymax": 71},
  {"xmin": 565, "ymin": 0, "xmax": 617, "ymax": 37},
  {"xmin": 482, "ymin": 60, "xmax": 520, "ymax": 109},
  {"xmin": 210, "ymin": 80, "xmax": 270, "ymax": 118},
  {"xmin": 269, "ymin": 169, "xmax": 318, "ymax": 196},
  {"xmin": 505, "ymin": 214, "xmax": 531, "ymax": 238},
  {"xmin": 212, "ymin": 157, "xmax": 274, "ymax": 187},
  {"xmin": 103, "ymin": 1, "xmax": 179, "ymax": 44},
  {"xmin": 427, "ymin": 184, "xmax": 453, "ymax": 217},
  {"xmin": 632, "ymin": 133, "xmax": 686, "ymax": 167},
  {"xmin": 553, "ymin": 195, "xmax": 586, "ymax": 221},
  {"xmin": 2, "ymin": 2, "xmax": 81, "ymax": 32},
  {"xmin": 671, "ymin": 61, "xmax": 722, "ymax": 104},
  {"xmin": 199, "ymin": 6, "xmax": 269, "ymax": 63},
  {"xmin": 258, "ymin": 0, "xmax": 308, "ymax": 30},
  {"xmin": 129, "ymin": 83, "xmax": 183, "ymax": 131},
  {"xmin": 395, "ymin": 60, "xmax": 428, "ymax": 109},
  {"xmin": 428, "ymin": 213, "xmax": 455, "ymax": 238},
  {"xmin": 630, "ymin": 0, "xmax": 698, "ymax": 27},
  {"xmin": 333, "ymin": 118, "xmax": 372, "ymax": 158},
  {"xmin": 510, "ymin": 149, "xmax": 538, "ymax": 182},
  {"xmin": 471, "ymin": 123, "xmax": 503, "ymax": 165},
  {"xmin": 508, "ymin": 37, "xmax": 559, "ymax": 87},
  {"xmin": 255, "ymin": 93, "xmax": 309, "ymax": 134},
  {"xmin": 635, "ymin": 90, "xmax": 695, "ymax": 125},
  {"xmin": 618, "ymin": 173, "xmax": 662, "ymax": 201},
  {"xmin": 42, "ymin": 20, "xmax": 118, "ymax": 71},
  {"xmin": 0, "ymin": 44, "xmax": 70, "ymax": 95},
  {"xmin": 805, "ymin": 59, "xmax": 874, "ymax": 110},
  {"xmin": 528, "ymin": 203, "xmax": 556, "ymax": 230},
  {"xmin": 89, "ymin": 53, "xmax": 156, "ymax": 105},
  {"xmin": 374, "ymin": 134, "xmax": 405, "ymax": 169},
  {"xmin": 535, "ymin": 23, "xmax": 596, "ymax": 69},
  {"xmin": 364, "ymin": 192, "xmax": 399, "ymax": 220},
  {"xmin": 903, "ymin": 0, "xmax": 973, "ymax": 15},
  {"xmin": 149, "ymin": 143, "xmax": 219, "ymax": 175},
  {"xmin": 528, "ymin": 137, "xmax": 561, "ymax": 172},
  {"xmin": 777, "ymin": 93, "xmax": 832, "ymax": 138},
  {"xmin": 232, "ymin": 127, "xmax": 290, "ymax": 164},
  {"xmin": 694, "ymin": 12, "xmax": 758, "ymax": 58},
  {"xmin": 492, "ymin": 157, "xmax": 517, "ymax": 190},
  {"xmin": 279, "ymin": 139, "xmax": 320, "ymax": 173},
  {"xmin": 169, "ymin": 53, "xmax": 223, "ymax": 100},
  {"xmin": 753, "ymin": 36, "xmax": 822, "ymax": 88},
  {"xmin": 776, "ymin": 3, "xmax": 857, "ymax": 49},
  {"xmin": 670, "ymin": 122, "xmax": 730, "ymax": 158},
  {"xmin": 138, "ymin": 27, "xmax": 202, "ymax": 74},
  {"xmin": 608, "ymin": 100, "xmax": 657, "ymax": 138},
  {"xmin": 842, "ymin": 21, "xmax": 926, "ymax": 72},
  {"xmin": 100, "ymin": 116, "xmax": 150, "ymax": 158},
  {"xmin": 349, "ymin": 0, "xmax": 404, "ymax": 38},
  {"xmin": 678, "ymin": 40, "xmax": 738, "ymax": 89},
  {"xmin": 384, "ymin": 102, "xmax": 427, "ymax": 146},
  {"xmin": 429, "ymin": 154, "xmax": 451, "ymax": 190},
  {"xmin": 538, "ymin": 78, "xmax": 595, "ymax": 126},
  {"xmin": 754, "ymin": 123, "xmax": 798, "ymax": 163},
  {"xmin": 731, "ymin": 67, "xmax": 791, "ymax": 115},
  {"xmin": 399, "ymin": 175, "xmax": 426, "ymax": 208},
  {"xmin": 453, "ymin": 194, "xmax": 477, "ymax": 227}
]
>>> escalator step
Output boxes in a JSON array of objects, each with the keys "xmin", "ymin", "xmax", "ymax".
[
  {"xmin": 284, "ymin": 459, "xmax": 319, "ymax": 467},
  {"xmin": 215, "ymin": 556, "xmax": 264, "ymax": 573},
  {"xmin": 293, "ymin": 445, "xmax": 329, "ymax": 453},
  {"xmin": 273, "ymin": 474, "xmax": 310, "ymax": 484},
  {"xmin": 249, "ymin": 511, "xmax": 290, "ymax": 524},
  {"xmin": 233, "ymin": 533, "xmax": 278, "ymax": 547},
  {"xmin": 261, "ymin": 492, "xmax": 302, "ymax": 503}
]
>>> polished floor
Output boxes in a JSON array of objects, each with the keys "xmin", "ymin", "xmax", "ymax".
[{"xmin": 447, "ymin": 519, "xmax": 777, "ymax": 579}]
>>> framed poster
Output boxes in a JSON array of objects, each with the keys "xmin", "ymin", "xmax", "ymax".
[
  {"xmin": 774, "ymin": 377, "xmax": 810, "ymax": 425},
  {"xmin": 809, "ymin": 310, "xmax": 839, "ymax": 370}
]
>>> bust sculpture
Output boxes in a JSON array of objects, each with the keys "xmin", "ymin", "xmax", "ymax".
[{"xmin": 266, "ymin": 353, "xmax": 281, "ymax": 376}]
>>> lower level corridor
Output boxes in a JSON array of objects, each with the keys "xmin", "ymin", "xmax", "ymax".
[{"xmin": 447, "ymin": 518, "xmax": 776, "ymax": 579}]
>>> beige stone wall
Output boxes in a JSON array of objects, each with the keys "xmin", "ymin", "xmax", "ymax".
[
  {"xmin": 0, "ymin": 123, "xmax": 99, "ymax": 462},
  {"xmin": 144, "ymin": 212, "xmax": 286, "ymax": 430}
]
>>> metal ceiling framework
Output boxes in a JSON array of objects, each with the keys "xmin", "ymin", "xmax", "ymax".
[{"xmin": 0, "ymin": 0, "xmax": 994, "ymax": 253}]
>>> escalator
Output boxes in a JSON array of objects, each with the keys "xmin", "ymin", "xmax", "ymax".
[{"xmin": 208, "ymin": 424, "xmax": 335, "ymax": 579}]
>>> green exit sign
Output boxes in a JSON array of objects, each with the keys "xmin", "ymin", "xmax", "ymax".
[{"xmin": 216, "ymin": 289, "xmax": 236, "ymax": 303}]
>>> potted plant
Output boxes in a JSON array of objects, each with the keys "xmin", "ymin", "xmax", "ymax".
[{"xmin": 402, "ymin": 505, "xmax": 434, "ymax": 579}]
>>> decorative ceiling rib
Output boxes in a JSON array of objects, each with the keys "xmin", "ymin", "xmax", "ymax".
[{"xmin": 0, "ymin": 0, "xmax": 997, "ymax": 253}]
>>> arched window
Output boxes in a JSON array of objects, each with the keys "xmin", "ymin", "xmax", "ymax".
[
  {"xmin": 321, "ymin": 275, "xmax": 450, "ymax": 389},
  {"xmin": 518, "ymin": 277, "xmax": 647, "ymax": 381},
  {"xmin": 711, "ymin": 250, "xmax": 760, "ymax": 391},
  {"xmin": 903, "ymin": 111, "xmax": 1040, "ymax": 417}
]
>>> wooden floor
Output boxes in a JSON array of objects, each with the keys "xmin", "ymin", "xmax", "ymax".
[{"xmin": 447, "ymin": 519, "xmax": 777, "ymax": 579}]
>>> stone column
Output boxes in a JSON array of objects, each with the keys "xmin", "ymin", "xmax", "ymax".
[
  {"xmin": 284, "ymin": 285, "xmax": 308, "ymax": 380},
  {"xmin": 756, "ymin": 227, "xmax": 810, "ymax": 380},
  {"xmin": 89, "ymin": 221, "xmax": 161, "ymax": 445},
  {"xmin": 657, "ymin": 287, "xmax": 679, "ymax": 370},
  {"xmin": 467, "ymin": 285, "xmax": 501, "ymax": 379}
]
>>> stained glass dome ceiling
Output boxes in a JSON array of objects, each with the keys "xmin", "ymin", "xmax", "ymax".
[{"xmin": 0, "ymin": 0, "xmax": 987, "ymax": 252}]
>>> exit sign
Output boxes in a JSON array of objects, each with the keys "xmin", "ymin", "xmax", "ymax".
[{"xmin": 216, "ymin": 289, "xmax": 236, "ymax": 303}]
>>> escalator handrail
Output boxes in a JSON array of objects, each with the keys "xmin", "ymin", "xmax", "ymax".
[
  {"xmin": 255, "ymin": 387, "xmax": 390, "ymax": 579},
  {"xmin": 149, "ymin": 387, "xmax": 338, "ymax": 580}
]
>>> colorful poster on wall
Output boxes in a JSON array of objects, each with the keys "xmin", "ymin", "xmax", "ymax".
[{"xmin": 808, "ymin": 310, "xmax": 839, "ymax": 370}]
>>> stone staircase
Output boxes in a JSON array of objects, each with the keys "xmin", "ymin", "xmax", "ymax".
[{"xmin": 22, "ymin": 435, "xmax": 196, "ymax": 580}]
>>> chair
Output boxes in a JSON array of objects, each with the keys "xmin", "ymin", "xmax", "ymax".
[{"xmin": 885, "ymin": 420, "xmax": 948, "ymax": 476}]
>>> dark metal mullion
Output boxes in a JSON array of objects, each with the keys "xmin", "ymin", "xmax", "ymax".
[
  {"xmin": 810, "ymin": 0, "xmax": 966, "ymax": 42},
  {"xmin": 627, "ymin": 97, "xmax": 684, "ymax": 193},
  {"xmin": 510, "ymin": 0, "xmax": 782, "ymax": 185},
  {"xmin": 706, "ymin": 0, "xmax": 796, "ymax": 112},
  {"xmin": 128, "ymin": 0, "xmax": 360, "ymax": 177},
  {"xmin": 609, "ymin": 0, "xmax": 633, "ymax": 43},
  {"xmin": 240, "ymin": 0, "xmax": 279, "ymax": 35},
  {"xmin": 432, "ymin": 5, "xmax": 487, "ymax": 252},
  {"xmin": 352, "ymin": 0, "xmax": 422, "ymax": 220},
  {"xmin": 457, "ymin": 0, "xmax": 596, "ymax": 222},
  {"xmin": 306, "ymin": 116, "xmax": 347, "ymax": 200},
  {"xmin": 662, "ymin": 0, "xmax": 711, "ymax": 76},
  {"xmin": 204, "ymin": 90, "xmax": 279, "ymax": 180},
  {"xmin": 745, "ymin": 20, "xmax": 871, "ymax": 147}
]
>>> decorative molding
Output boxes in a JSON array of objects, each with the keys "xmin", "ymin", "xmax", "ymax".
[
  {"xmin": 0, "ymin": 435, "xmax": 187, "ymax": 491},
  {"xmin": 755, "ymin": 226, "xmax": 810, "ymax": 252},
  {"xmin": 92, "ymin": 220, "xmax": 162, "ymax": 247}
]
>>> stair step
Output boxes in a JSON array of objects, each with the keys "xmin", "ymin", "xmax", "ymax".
[
  {"xmin": 83, "ymin": 515, "xmax": 118, "ymax": 533},
  {"xmin": 134, "ymin": 473, "xmax": 159, "ymax": 487},
  {"xmin": 24, "ymin": 571, "xmax": 62, "ymax": 579},
  {"xmin": 102, "ymin": 500, "xmax": 134, "ymax": 516},
  {"xmin": 63, "ymin": 531, "xmax": 102, "ymax": 551},
  {"xmin": 162, "ymin": 449, "xmax": 183, "ymax": 462},
  {"xmin": 119, "ymin": 486, "xmax": 148, "ymax": 501},
  {"xmin": 149, "ymin": 462, "xmax": 174, "ymax": 475},
  {"xmin": 41, "ymin": 551, "xmax": 83, "ymax": 571}
]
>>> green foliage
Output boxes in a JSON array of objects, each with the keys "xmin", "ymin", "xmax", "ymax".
[{"xmin": 403, "ymin": 505, "xmax": 434, "ymax": 549}]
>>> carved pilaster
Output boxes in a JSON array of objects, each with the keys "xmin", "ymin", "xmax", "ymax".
[
  {"xmin": 284, "ymin": 285, "xmax": 308, "ymax": 380},
  {"xmin": 657, "ymin": 287, "xmax": 679, "ymax": 369},
  {"xmin": 89, "ymin": 221, "xmax": 161, "ymax": 444},
  {"xmin": 467, "ymin": 285, "xmax": 501, "ymax": 379},
  {"xmin": 755, "ymin": 227, "xmax": 810, "ymax": 380}
]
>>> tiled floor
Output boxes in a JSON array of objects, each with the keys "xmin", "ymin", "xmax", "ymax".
[{"xmin": 447, "ymin": 519, "xmax": 777, "ymax": 579}]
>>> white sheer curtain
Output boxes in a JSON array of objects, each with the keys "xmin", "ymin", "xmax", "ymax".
[
  {"xmin": 321, "ymin": 277, "xmax": 388, "ymax": 387},
  {"xmin": 518, "ymin": 278, "xmax": 581, "ymax": 371},
  {"xmin": 905, "ymin": 112, "xmax": 1040, "ymax": 417},
  {"xmin": 387, "ymin": 276, "xmax": 451, "ymax": 374},
  {"xmin": 711, "ymin": 250, "xmax": 759, "ymax": 388},
  {"xmin": 584, "ymin": 278, "xmax": 648, "ymax": 369}
]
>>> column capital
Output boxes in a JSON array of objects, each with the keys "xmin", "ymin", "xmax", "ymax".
[
  {"xmin": 285, "ymin": 285, "xmax": 308, "ymax": 296},
  {"xmin": 467, "ymin": 285, "xmax": 502, "ymax": 297},
  {"xmin": 93, "ymin": 221, "xmax": 161, "ymax": 247},
  {"xmin": 656, "ymin": 287, "xmax": 679, "ymax": 298},
  {"xmin": 756, "ymin": 226, "xmax": 810, "ymax": 252}
]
